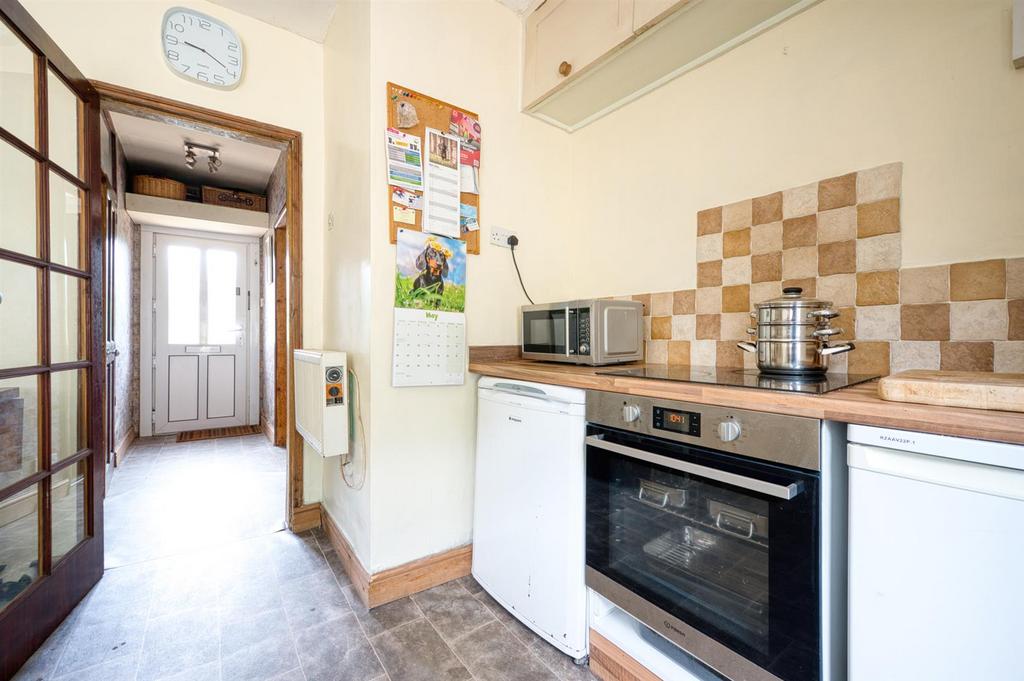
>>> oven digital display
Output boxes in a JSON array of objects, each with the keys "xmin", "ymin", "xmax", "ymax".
[{"xmin": 652, "ymin": 407, "xmax": 700, "ymax": 436}]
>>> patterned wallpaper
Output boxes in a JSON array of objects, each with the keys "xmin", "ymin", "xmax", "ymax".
[
  {"xmin": 114, "ymin": 139, "xmax": 139, "ymax": 444},
  {"xmin": 628, "ymin": 163, "xmax": 1024, "ymax": 375}
]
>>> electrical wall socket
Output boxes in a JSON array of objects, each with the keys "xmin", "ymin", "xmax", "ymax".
[{"xmin": 490, "ymin": 227, "xmax": 516, "ymax": 249}]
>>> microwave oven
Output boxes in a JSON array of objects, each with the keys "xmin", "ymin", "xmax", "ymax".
[{"xmin": 521, "ymin": 300, "xmax": 644, "ymax": 365}]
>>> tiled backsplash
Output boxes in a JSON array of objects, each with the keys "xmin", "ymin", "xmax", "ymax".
[{"xmin": 627, "ymin": 163, "xmax": 1024, "ymax": 375}]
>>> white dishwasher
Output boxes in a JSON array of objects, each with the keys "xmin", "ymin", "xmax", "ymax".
[
  {"xmin": 473, "ymin": 377, "xmax": 587, "ymax": 660},
  {"xmin": 847, "ymin": 424, "xmax": 1024, "ymax": 681}
]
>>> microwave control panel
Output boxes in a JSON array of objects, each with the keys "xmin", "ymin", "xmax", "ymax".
[{"xmin": 577, "ymin": 308, "xmax": 591, "ymax": 355}]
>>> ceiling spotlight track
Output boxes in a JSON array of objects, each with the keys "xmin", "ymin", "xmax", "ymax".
[{"xmin": 184, "ymin": 142, "xmax": 222, "ymax": 173}]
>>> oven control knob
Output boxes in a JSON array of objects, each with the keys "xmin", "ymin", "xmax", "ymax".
[
  {"xmin": 717, "ymin": 419, "xmax": 742, "ymax": 442},
  {"xmin": 622, "ymin": 404, "xmax": 641, "ymax": 424}
]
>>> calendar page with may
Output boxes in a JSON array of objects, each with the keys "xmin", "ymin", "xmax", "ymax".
[{"xmin": 392, "ymin": 228, "xmax": 467, "ymax": 387}]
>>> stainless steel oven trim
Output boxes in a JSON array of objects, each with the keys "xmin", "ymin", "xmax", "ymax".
[
  {"xmin": 587, "ymin": 567, "xmax": 785, "ymax": 681},
  {"xmin": 586, "ymin": 434, "xmax": 803, "ymax": 499}
]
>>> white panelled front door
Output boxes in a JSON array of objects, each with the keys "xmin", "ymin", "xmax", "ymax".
[{"xmin": 151, "ymin": 233, "xmax": 253, "ymax": 434}]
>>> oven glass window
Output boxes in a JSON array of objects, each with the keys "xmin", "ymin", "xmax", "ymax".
[
  {"xmin": 523, "ymin": 308, "xmax": 567, "ymax": 355},
  {"xmin": 586, "ymin": 428, "xmax": 820, "ymax": 681}
]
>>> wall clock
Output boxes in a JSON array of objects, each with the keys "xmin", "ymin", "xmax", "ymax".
[{"xmin": 162, "ymin": 7, "xmax": 244, "ymax": 89}]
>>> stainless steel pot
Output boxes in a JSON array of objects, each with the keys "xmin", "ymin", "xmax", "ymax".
[{"xmin": 737, "ymin": 287, "xmax": 854, "ymax": 375}]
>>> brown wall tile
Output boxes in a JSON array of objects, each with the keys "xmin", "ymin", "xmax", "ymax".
[
  {"xmin": 1010, "ymin": 299, "xmax": 1024, "ymax": 341},
  {"xmin": 696, "ymin": 314, "xmax": 721, "ymax": 340},
  {"xmin": 721, "ymin": 284, "xmax": 750, "ymax": 313},
  {"xmin": 668, "ymin": 340, "xmax": 691, "ymax": 365},
  {"xmin": 848, "ymin": 341, "xmax": 891, "ymax": 376},
  {"xmin": 782, "ymin": 278, "xmax": 817, "ymax": 298},
  {"xmin": 673, "ymin": 289, "xmax": 696, "ymax": 315},
  {"xmin": 697, "ymin": 207, "xmax": 722, "ymax": 236},
  {"xmin": 651, "ymin": 316, "xmax": 672, "ymax": 340},
  {"xmin": 697, "ymin": 260, "xmax": 723, "ymax": 288},
  {"xmin": 752, "ymin": 192, "xmax": 783, "ymax": 226},
  {"xmin": 940, "ymin": 342, "xmax": 994, "ymax": 372},
  {"xmin": 901, "ymin": 303, "xmax": 950, "ymax": 341},
  {"xmin": 818, "ymin": 172, "xmax": 857, "ymax": 211},
  {"xmin": 751, "ymin": 252, "xmax": 782, "ymax": 283},
  {"xmin": 857, "ymin": 198, "xmax": 901, "ymax": 237},
  {"xmin": 949, "ymin": 259, "xmax": 1006, "ymax": 301},
  {"xmin": 716, "ymin": 341, "xmax": 744, "ymax": 368},
  {"xmin": 834, "ymin": 307, "xmax": 856, "ymax": 341},
  {"xmin": 857, "ymin": 270, "xmax": 899, "ymax": 306},
  {"xmin": 1008, "ymin": 259, "xmax": 1024, "ymax": 298},
  {"xmin": 632, "ymin": 293, "xmax": 652, "ymax": 315},
  {"xmin": 722, "ymin": 228, "xmax": 751, "ymax": 258},
  {"xmin": 818, "ymin": 240, "xmax": 856, "ymax": 276},
  {"xmin": 782, "ymin": 215, "xmax": 817, "ymax": 249}
]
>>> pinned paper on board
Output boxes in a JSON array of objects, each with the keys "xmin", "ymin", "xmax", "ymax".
[
  {"xmin": 392, "ymin": 186, "xmax": 423, "ymax": 210},
  {"xmin": 422, "ymin": 128, "xmax": 462, "ymax": 238},
  {"xmin": 386, "ymin": 128, "xmax": 423, "ymax": 191},
  {"xmin": 393, "ymin": 205, "xmax": 417, "ymax": 225},
  {"xmin": 459, "ymin": 204, "xmax": 479, "ymax": 233}
]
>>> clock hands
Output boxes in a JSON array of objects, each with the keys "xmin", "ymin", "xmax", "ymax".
[{"xmin": 183, "ymin": 40, "xmax": 227, "ymax": 69}]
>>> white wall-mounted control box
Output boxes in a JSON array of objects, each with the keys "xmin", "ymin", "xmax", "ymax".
[{"xmin": 293, "ymin": 349, "xmax": 349, "ymax": 457}]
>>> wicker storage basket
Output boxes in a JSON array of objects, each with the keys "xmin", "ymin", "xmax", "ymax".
[
  {"xmin": 202, "ymin": 186, "xmax": 267, "ymax": 212},
  {"xmin": 133, "ymin": 175, "xmax": 186, "ymax": 200}
]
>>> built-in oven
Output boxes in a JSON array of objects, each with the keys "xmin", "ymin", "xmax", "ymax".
[
  {"xmin": 521, "ymin": 300, "xmax": 643, "ymax": 365},
  {"xmin": 585, "ymin": 391, "xmax": 845, "ymax": 681}
]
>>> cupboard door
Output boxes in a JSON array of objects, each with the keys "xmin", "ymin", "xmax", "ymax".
[{"xmin": 523, "ymin": 0, "xmax": 635, "ymax": 105}]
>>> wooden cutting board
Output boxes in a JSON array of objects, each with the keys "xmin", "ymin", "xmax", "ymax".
[{"xmin": 878, "ymin": 370, "xmax": 1024, "ymax": 412}]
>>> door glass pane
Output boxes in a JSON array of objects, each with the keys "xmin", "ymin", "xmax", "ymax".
[
  {"xmin": 0, "ymin": 375, "xmax": 39, "ymax": 490},
  {"xmin": 51, "ymin": 458, "xmax": 87, "ymax": 563},
  {"xmin": 50, "ymin": 271, "xmax": 86, "ymax": 363},
  {"xmin": 206, "ymin": 248, "xmax": 238, "ymax": 344},
  {"xmin": 48, "ymin": 171, "xmax": 84, "ymax": 269},
  {"xmin": 0, "ymin": 260, "xmax": 40, "ymax": 370},
  {"xmin": 0, "ymin": 141, "xmax": 38, "ymax": 256},
  {"xmin": 167, "ymin": 244, "xmax": 200, "ymax": 345},
  {"xmin": 51, "ymin": 369, "xmax": 87, "ymax": 463},
  {"xmin": 46, "ymin": 68, "xmax": 81, "ymax": 178},
  {"xmin": 0, "ymin": 19, "xmax": 36, "ymax": 148},
  {"xmin": 0, "ymin": 482, "xmax": 39, "ymax": 612}
]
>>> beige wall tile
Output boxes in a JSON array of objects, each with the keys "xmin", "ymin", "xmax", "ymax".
[
  {"xmin": 750, "ymin": 222, "xmax": 783, "ymax": 254},
  {"xmin": 890, "ymin": 340, "xmax": 941, "ymax": 373},
  {"xmin": 1008, "ymin": 259, "xmax": 1024, "ymax": 298},
  {"xmin": 651, "ymin": 291, "xmax": 674, "ymax": 317},
  {"xmin": 818, "ymin": 172, "xmax": 857, "ymax": 211},
  {"xmin": 857, "ymin": 233, "xmax": 901, "ymax": 272},
  {"xmin": 723, "ymin": 228, "xmax": 751, "ymax": 258},
  {"xmin": 857, "ymin": 198, "xmax": 901, "ymax": 237},
  {"xmin": 646, "ymin": 340, "xmax": 668, "ymax": 364},
  {"xmin": 1010, "ymin": 299, "xmax": 1024, "ymax": 340},
  {"xmin": 817, "ymin": 206, "xmax": 857, "ymax": 244},
  {"xmin": 742, "ymin": 346, "xmax": 759, "ymax": 370},
  {"xmin": 671, "ymin": 314, "xmax": 695, "ymax": 340},
  {"xmin": 950, "ymin": 300, "xmax": 1008, "ymax": 340},
  {"xmin": 818, "ymin": 274, "xmax": 856, "ymax": 308},
  {"xmin": 752, "ymin": 192, "xmax": 782, "ymax": 226},
  {"xmin": 949, "ymin": 259, "xmax": 1006, "ymax": 301},
  {"xmin": 782, "ymin": 182, "xmax": 818, "ymax": 219},
  {"xmin": 673, "ymin": 289, "xmax": 696, "ymax": 315},
  {"xmin": 722, "ymin": 256, "xmax": 752, "ymax": 286},
  {"xmin": 691, "ymin": 340, "xmax": 717, "ymax": 366},
  {"xmin": 720, "ymin": 312, "xmax": 751, "ymax": 340},
  {"xmin": 940, "ymin": 341, "xmax": 994, "ymax": 372},
  {"xmin": 783, "ymin": 277, "xmax": 817, "ymax": 297},
  {"xmin": 818, "ymin": 240, "xmax": 856, "ymax": 276},
  {"xmin": 994, "ymin": 341, "xmax": 1024, "ymax": 372},
  {"xmin": 751, "ymin": 252, "xmax": 782, "ymax": 283},
  {"xmin": 857, "ymin": 162, "xmax": 903, "ymax": 203},
  {"xmin": 782, "ymin": 215, "xmax": 818, "ymax": 249},
  {"xmin": 900, "ymin": 303, "xmax": 950, "ymax": 341},
  {"xmin": 750, "ymin": 281, "xmax": 783, "ymax": 304},
  {"xmin": 696, "ymin": 313, "xmax": 721, "ymax": 340},
  {"xmin": 643, "ymin": 315, "xmax": 652, "ymax": 340},
  {"xmin": 856, "ymin": 304, "xmax": 900, "ymax": 340},
  {"xmin": 716, "ymin": 341, "xmax": 744, "ymax": 368},
  {"xmin": 696, "ymin": 286, "xmax": 722, "ymax": 314},
  {"xmin": 848, "ymin": 341, "xmax": 891, "ymax": 376},
  {"xmin": 668, "ymin": 340, "xmax": 691, "ymax": 366},
  {"xmin": 697, "ymin": 260, "xmax": 722, "ymax": 288},
  {"xmin": 782, "ymin": 246, "xmax": 818, "ymax": 280},
  {"xmin": 722, "ymin": 284, "xmax": 750, "ymax": 313},
  {"xmin": 857, "ymin": 270, "xmax": 900, "ymax": 306},
  {"xmin": 826, "ymin": 351, "xmax": 848, "ymax": 375},
  {"xmin": 697, "ymin": 206, "xmax": 722, "ymax": 236},
  {"xmin": 632, "ymin": 293, "xmax": 652, "ymax": 315},
  {"xmin": 651, "ymin": 315, "xmax": 673, "ymax": 339},
  {"xmin": 696, "ymin": 233, "xmax": 723, "ymax": 263},
  {"xmin": 900, "ymin": 265, "xmax": 949, "ymax": 304},
  {"xmin": 722, "ymin": 199, "xmax": 752, "ymax": 231}
]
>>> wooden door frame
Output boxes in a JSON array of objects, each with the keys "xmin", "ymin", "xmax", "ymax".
[{"xmin": 90, "ymin": 81, "xmax": 317, "ymax": 531}]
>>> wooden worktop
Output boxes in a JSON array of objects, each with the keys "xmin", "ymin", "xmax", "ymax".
[{"xmin": 468, "ymin": 359, "xmax": 1024, "ymax": 445}]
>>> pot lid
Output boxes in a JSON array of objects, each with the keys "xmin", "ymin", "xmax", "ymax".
[{"xmin": 755, "ymin": 286, "xmax": 833, "ymax": 308}]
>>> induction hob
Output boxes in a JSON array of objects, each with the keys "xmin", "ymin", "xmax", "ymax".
[{"xmin": 597, "ymin": 365, "xmax": 879, "ymax": 395}]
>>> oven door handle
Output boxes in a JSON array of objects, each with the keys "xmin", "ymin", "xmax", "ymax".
[{"xmin": 585, "ymin": 435, "xmax": 803, "ymax": 500}]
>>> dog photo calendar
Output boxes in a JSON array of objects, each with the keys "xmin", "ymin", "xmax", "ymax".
[{"xmin": 392, "ymin": 229, "xmax": 467, "ymax": 387}]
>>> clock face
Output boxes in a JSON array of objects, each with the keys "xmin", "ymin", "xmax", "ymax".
[{"xmin": 162, "ymin": 7, "xmax": 243, "ymax": 89}]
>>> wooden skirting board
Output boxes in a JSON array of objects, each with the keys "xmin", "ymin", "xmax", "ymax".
[
  {"xmin": 321, "ymin": 508, "xmax": 472, "ymax": 609},
  {"xmin": 290, "ymin": 502, "xmax": 323, "ymax": 533},
  {"xmin": 113, "ymin": 427, "xmax": 136, "ymax": 467},
  {"xmin": 589, "ymin": 629, "xmax": 662, "ymax": 681}
]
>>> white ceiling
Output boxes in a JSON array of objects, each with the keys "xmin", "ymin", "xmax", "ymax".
[
  {"xmin": 108, "ymin": 111, "xmax": 282, "ymax": 194},
  {"xmin": 208, "ymin": 0, "xmax": 339, "ymax": 43}
]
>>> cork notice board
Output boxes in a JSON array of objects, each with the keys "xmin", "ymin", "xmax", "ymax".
[{"xmin": 387, "ymin": 82, "xmax": 480, "ymax": 254}]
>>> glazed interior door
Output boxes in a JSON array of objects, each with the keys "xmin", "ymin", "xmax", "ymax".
[
  {"xmin": 0, "ymin": 1, "xmax": 104, "ymax": 677},
  {"xmin": 152, "ymin": 233, "xmax": 249, "ymax": 434}
]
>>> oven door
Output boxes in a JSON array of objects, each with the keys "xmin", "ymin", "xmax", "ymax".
[
  {"xmin": 522, "ymin": 305, "xmax": 574, "ymax": 360},
  {"xmin": 585, "ymin": 425, "xmax": 820, "ymax": 681}
]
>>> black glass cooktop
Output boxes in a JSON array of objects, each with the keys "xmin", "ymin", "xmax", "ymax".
[{"xmin": 597, "ymin": 365, "xmax": 879, "ymax": 395}]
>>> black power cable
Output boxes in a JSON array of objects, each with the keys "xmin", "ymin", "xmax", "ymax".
[{"xmin": 507, "ymin": 235, "xmax": 534, "ymax": 304}]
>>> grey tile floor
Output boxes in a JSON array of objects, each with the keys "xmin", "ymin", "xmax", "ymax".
[{"xmin": 14, "ymin": 435, "xmax": 596, "ymax": 681}]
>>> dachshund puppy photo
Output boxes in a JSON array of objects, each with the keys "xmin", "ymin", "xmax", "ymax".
[{"xmin": 413, "ymin": 237, "xmax": 451, "ymax": 297}]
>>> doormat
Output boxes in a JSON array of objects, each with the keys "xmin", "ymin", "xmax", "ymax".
[{"xmin": 176, "ymin": 425, "xmax": 263, "ymax": 443}]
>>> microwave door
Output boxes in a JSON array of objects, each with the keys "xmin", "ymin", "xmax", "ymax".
[{"xmin": 522, "ymin": 306, "xmax": 571, "ymax": 358}]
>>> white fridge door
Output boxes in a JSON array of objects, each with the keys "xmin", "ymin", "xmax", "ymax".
[{"xmin": 848, "ymin": 443, "xmax": 1024, "ymax": 681}]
